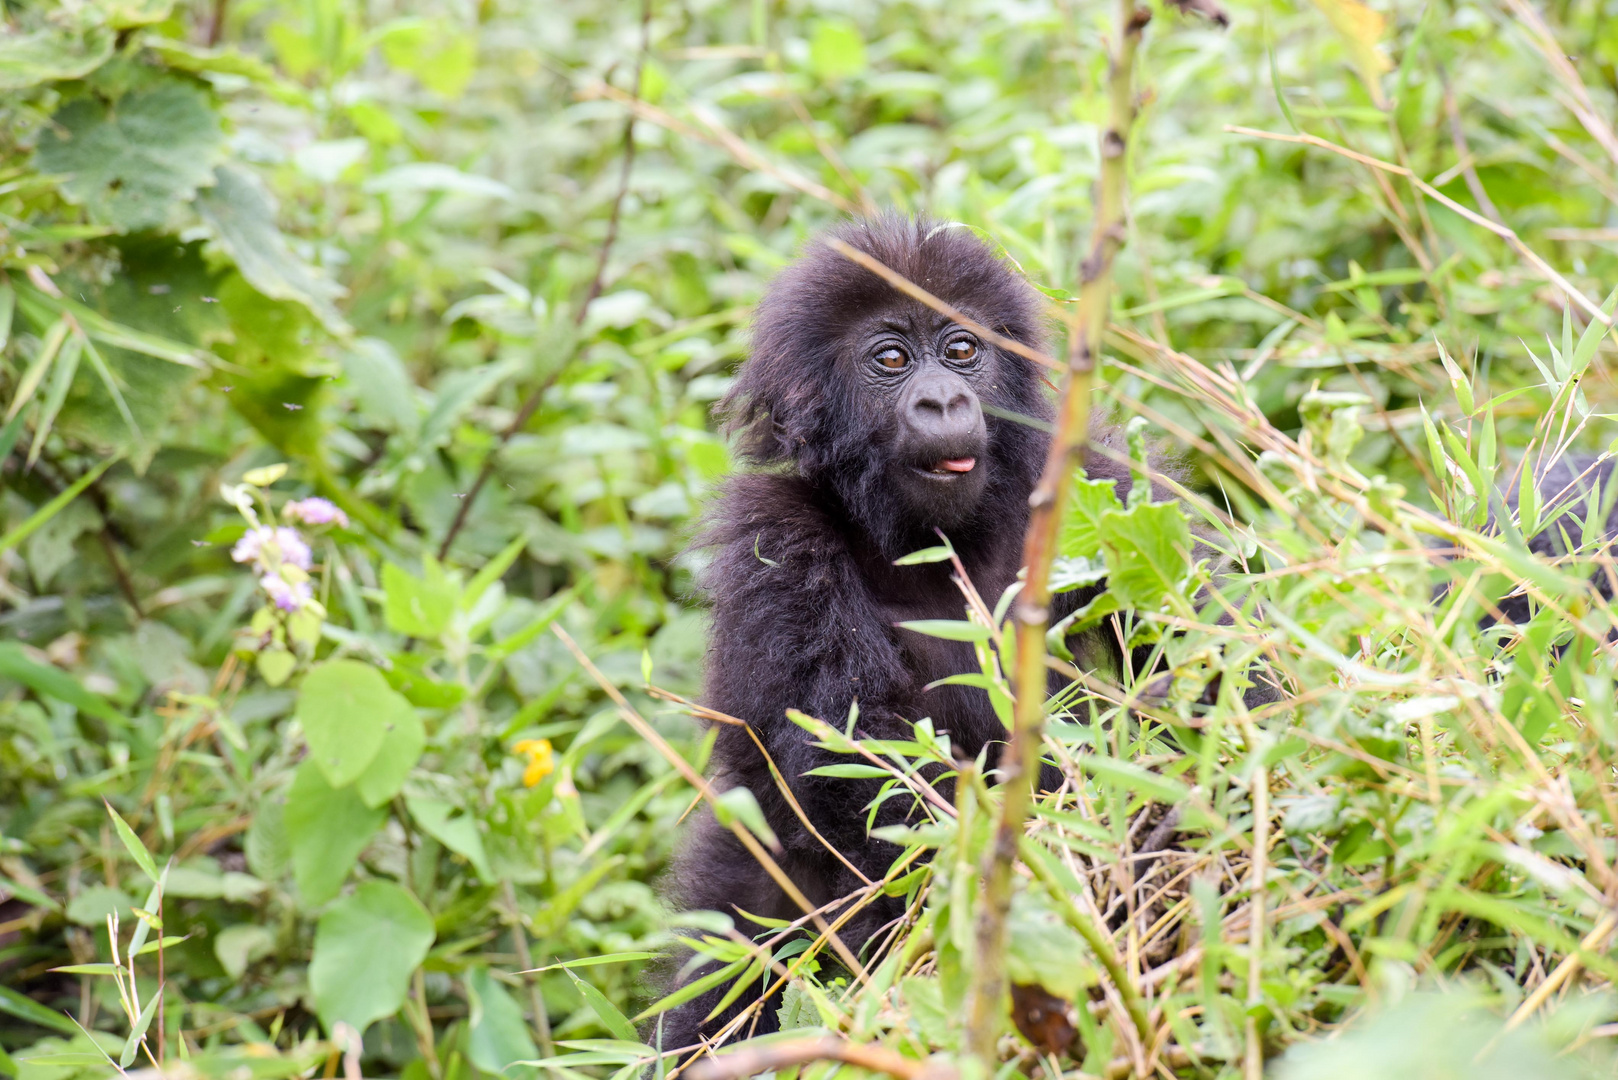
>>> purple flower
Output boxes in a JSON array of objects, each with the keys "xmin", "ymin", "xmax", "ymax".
[
  {"xmin": 261, "ymin": 574, "xmax": 313, "ymax": 612},
  {"xmin": 231, "ymin": 526, "xmax": 312, "ymax": 572},
  {"xmin": 284, "ymin": 497, "xmax": 349, "ymax": 528}
]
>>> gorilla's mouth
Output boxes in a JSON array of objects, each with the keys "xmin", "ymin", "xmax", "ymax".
[{"xmin": 921, "ymin": 457, "xmax": 977, "ymax": 476}]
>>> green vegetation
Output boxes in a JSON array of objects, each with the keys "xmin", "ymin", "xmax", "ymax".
[{"xmin": 2, "ymin": 1, "xmax": 1618, "ymax": 1078}]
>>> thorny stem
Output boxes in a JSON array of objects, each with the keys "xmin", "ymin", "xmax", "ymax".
[
  {"xmin": 965, "ymin": 0, "xmax": 1149, "ymax": 1064},
  {"xmin": 437, "ymin": 0, "xmax": 654, "ymax": 560}
]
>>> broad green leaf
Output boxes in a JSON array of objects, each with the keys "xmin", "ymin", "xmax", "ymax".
[
  {"xmin": 35, "ymin": 81, "xmax": 223, "ymax": 231},
  {"xmin": 354, "ymin": 707, "xmax": 425, "ymax": 808},
  {"xmin": 808, "ymin": 19, "xmax": 865, "ymax": 79},
  {"xmin": 374, "ymin": 18, "xmax": 477, "ymax": 98},
  {"xmin": 1059, "ymin": 476, "xmax": 1124, "ymax": 560},
  {"xmin": 214, "ymin": 925, "xmax": 275, "ymax": 981},
  {"xmin": 465, "ymin": 966, "xmax": 539, "ymax": 1075},
  {"xmin": 195, "ymin": 165, "xmax": 348, "ymax": 333},
  {"xmin": 297, "ymin": 660, "xmax": 411, "ymax": 788},
  {"xmin": 1005, "ymin": 890, "xmax": 1095, "ymax": 999},
  {"xmin": 283, "ymin": 762, "xmax": 387, "ymax": 906},
  {"xmin": 1098, "ymin": 501, "xmax": 1195, "ymax": 612},
  {"xmin": 383, "ymin": 558, "xmax": 459, "ymax": 639},
  {"xmin": 406, "ymin": 796, "xmax": 493, "ymax": 881},
  {"xmin": 0, "ymin": 25, "xmax": 114, "ymax": 91},
  {"xmin": 309, "ymin": 881, "xmax": 435, "ymax": 1036}
]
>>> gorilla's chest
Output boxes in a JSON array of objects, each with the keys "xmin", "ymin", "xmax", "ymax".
[{"xmin": 871, "ymin": 562, "xmax": 1021, "ymax": 757}]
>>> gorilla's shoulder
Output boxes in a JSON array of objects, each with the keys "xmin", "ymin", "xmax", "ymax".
[{"xmin": 696, "ymin": 474, "xmax": 854, "ymax": 581}]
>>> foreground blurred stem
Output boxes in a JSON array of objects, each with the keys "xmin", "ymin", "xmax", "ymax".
[{"xmin": 965, "ymin": 0, "xmax": 1150, "ymax": 1064}]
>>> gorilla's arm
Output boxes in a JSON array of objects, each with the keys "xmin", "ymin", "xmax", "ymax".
[{"xmin": 701, "ymin": 477, "xmax": 923, "ymax": 881}]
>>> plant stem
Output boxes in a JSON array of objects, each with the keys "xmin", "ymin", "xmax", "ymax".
[
  {"xmin": 1242, "ymin": 717, "xmax": 1269, "ymax": 1080},
  {"xmin": 965, "ymin": 0, "xmax": 1148, "ymax": 1065}
]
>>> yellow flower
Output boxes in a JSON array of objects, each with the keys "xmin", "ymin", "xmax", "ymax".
[{"xmin": 513, "ymin": 739, "xmax": 554, "ymax": 787}]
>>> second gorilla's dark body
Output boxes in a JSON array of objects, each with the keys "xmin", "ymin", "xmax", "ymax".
[{"xmin": 659, "ymin": 217, "xmax": 1164, "ymax": 1049}]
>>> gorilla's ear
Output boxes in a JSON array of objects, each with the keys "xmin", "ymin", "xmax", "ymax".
[{"xmin": 716, "ymin": 372, "xmax": 793, "ymax": 464}]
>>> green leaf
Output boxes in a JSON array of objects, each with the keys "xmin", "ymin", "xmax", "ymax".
[
  {"xmin": 807, "ymin": 19, "xmax": 866, "ymax": 79},
  {"xmin": 297, "ymin": 660, "xmax": 412, "ymax": 788},
  {"xmin": 309, "ymin": 881, "xmax": 435, "ymax": 1036},
  {"xmin": 374, "ymin": 18, "xmax": 478, "ymax": 98},
  {"xmin": 464, "ymin": 532, "xmax": 529, "ymax": 610},
  {"xmin": 0, "ymin": 635, "xmax": 123, "ymax": 723},
  {"xmin": 1005, "ymin": 890, "xmax": 1095, "ymax": 999},
  {"xmin": 103, "ymin": 801, "xmax": 161, "ymax": 883},
  {"xmin": 0, "ymin": 986, "xmax": 78, "ymax": 1035},
  {"xmin": 406, "ymin": 796, "xmax": 493, "ymax": 881},
  {"xmin": 118, "ymin": 982, "xmax": 160, "ymax": 1067},
  {"xmin": 1098, "ymin": 501, "xmax": 1195, "ymax": 612},
  {"xmin": 354, "ymin": 707, "xmax": 425, "ymax": 808},
  {"xmin": 1059, "ymin": 476, "xmax": 1124, "ymax": 560},
  {"xmin": 893, "ymin": 545, "xmax": 954, "ymax": 566},
  {"xmin": 711, "ymin": 787, "xmax": 779, "ymax": 850},
  {"xmin": 896, "ymin": 619, "xmax": 991, "ymax": 643},
  {"xmin": 383, "ymin": 558, "xmax": 459, "ymax": 639},
  {"xmin": 283, "ymin": 762, "xmax": 387, "ymax": 906},
  {"xmin": 195, "ymin": 165, "xmax": 349, "ymax": 333},
  {"xmin": 0, "ymin": 25, "xmax": 115, "ymax": 91},
  {"xmin": 564, "ymin": 969, "xmax": 641, "ymax": 1043},
  {"xmin": 1075, "ymin": 755, "xmax": 1191, "ymax": 804},
  {"xmin": 35, "ymin": 80, "xmax": 224, "ymax": 231},
  {"xmin": 464, "ymin": 966, "xmax": 539, "ymax": 1075}
]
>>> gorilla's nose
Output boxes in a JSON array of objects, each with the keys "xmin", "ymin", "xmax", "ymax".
[{"xmin": 907, "ymin": 372, "xmax": 981, "ymax": 441}]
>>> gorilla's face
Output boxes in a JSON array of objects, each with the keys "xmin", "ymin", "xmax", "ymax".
[{"xmin": 851, "ymin": 306, "xmax": 992, "ymax": 529}]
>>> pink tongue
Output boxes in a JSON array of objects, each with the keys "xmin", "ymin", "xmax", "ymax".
[{"xmin": 938, "ymin": 457, "xmax": 976, "ymax": 473}]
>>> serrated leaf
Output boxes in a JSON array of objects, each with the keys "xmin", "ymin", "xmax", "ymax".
[
  {"xmin": 1098, "ymin": 501, "xmax": 1195, "ymax": 612},
  {"xmin": 35, "ymin": 81, "xmax": 223, "ymax": 231}
]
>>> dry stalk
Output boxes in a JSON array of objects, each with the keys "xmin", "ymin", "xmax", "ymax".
[
  {"xmin": 966, "ymin": 0, "xmax": 1153, "ymax": 1064},
  {"xmin": 685, "ymin": 1036, "xmax": 956, "ymax": 1080}
]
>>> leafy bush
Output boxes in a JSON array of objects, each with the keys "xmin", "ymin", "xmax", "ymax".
[{"xmin": 1, "ymin": 1, "xmax": 1617, "ymax": 1079}]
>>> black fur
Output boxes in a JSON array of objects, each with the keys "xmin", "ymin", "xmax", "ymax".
[{"xmin": 657, "ymin": 217, "xmax": 1173, "ymax": 1050}]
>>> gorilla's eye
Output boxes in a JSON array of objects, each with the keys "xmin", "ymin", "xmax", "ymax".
[
  {"xmin": 944, "ymin": 338, "xmax": 978, "ymax": 363},
  {"xmin": 874, "ymin": 347, "xmax": 909, "ymax": 369}
]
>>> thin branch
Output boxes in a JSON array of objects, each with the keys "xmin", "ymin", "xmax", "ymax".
[
  {"xmin": 967, "ymin": 1, "xmax": 1149, "ymax": 1063},
  {"xmin": 685, "ymin": 1036, "xmax": 956, "ymax": 1080},
  {"xmin": 437, "ymin": 0, "xmax": 653, "ymax": 560}
]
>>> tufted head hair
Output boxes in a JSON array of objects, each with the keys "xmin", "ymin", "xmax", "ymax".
[{"xmin": 719, "ymin": 214, "xmax": 1051, "ymax": 473}]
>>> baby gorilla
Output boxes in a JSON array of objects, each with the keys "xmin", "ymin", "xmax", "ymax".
[{"xmin": 657, "ymin": 216, "xmax": 1176, "ymax": 1049}]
